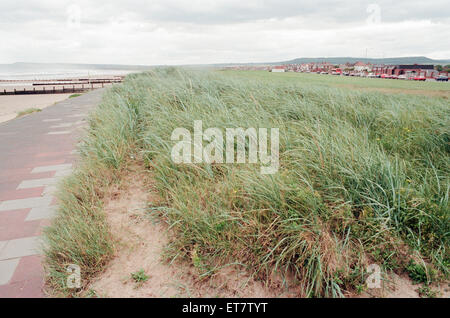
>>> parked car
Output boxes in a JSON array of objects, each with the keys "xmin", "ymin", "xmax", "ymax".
[
  {"xmin": 342, "ymin": 72, "xmax": 350, "ymax": 76},
  {"xmin": 381, "ymin": 74, "xmax": 393, "ymax": 79},
  {"xmin": 397, "ymin": 75, "xmax": 407, "ymax": 80},
  {"xmin": 413, "ymin": 76, "xmax": 426, "ymax": 81},
  {"xmin": 435, "ymin": 75, "xmax": 449, "ymax": 81},
  {"xmin": 320, "ymin": 71, "xmax": 328, "ymax": 75}
]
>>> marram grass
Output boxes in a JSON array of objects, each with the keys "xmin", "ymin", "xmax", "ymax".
[{"xmin": 44, "ymin": 68, "xmax": 449, "ymax": 297}]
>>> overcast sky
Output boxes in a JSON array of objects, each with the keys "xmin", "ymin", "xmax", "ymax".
[{"xmin": 1, "ymin": 0, "xmax": 449, "ymax": 65}]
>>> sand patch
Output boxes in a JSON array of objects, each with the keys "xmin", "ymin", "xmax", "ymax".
[
  {"xmin": 0, "ymin": 94, "xmax": 72, "ymax": 123},
  {"xmin": 359, "ymin": 272, "xmax": 450, "ymax": 298},
  {"xmin": 88, "ymin": 164, "xmax": 295, "ymax": 298},
  {"xmin": 87, "ymin": 164, "xmax": 447, "ymax": 298}
]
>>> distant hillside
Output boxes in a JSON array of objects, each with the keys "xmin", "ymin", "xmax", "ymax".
[
  {"xmin": 3, "ymin": 58, "xmax": 450, "ymax": 71},
  {"xmin": 275, "ymin": 56, "xmax": 450, "ymax": 65}
]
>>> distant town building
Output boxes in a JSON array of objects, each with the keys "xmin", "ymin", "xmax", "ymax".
[
  {"xmin": 354, "ymin": 61, "xmax": 372, "ymax": 72},
  {"xmin": 271, "ymin": 66, "xmax": 286, "ymax": 72},
  {"xmin": 223, "ymin": 61, "xmax": 447, "ymax": 79},
  {"xmin": 372, "ymin": 64, "xmax": 436, "ymax": 78}
]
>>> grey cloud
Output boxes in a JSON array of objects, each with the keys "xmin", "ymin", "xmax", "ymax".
[
  {"xmin": 0, "ymin": 0, "xmax": 449, "ymax": 65},
  {"xmin": 1, "ymin": 1, "xmax": 449, "ymax": 25},
  {"xmin": 107, "ymin": 0, "xmax": 450, "ymax": 24}
]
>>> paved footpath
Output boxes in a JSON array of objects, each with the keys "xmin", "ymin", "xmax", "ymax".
[{"xmin": 0, "ymin": 89, "xmax": 104, "ymax": 297}]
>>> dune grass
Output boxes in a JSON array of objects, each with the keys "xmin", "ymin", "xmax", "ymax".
[
  {"xmin": 43, "ymin": 68, "xmax": 449, "ymax": 297},
  {"xmin": 223, "ymin": 70, "xmax": 450, "ymax": 95},
  {"xmin": 42, "ymin": 86, "xmax": 141, "ymax": 296},
  {"xmin": 16, "ymin": 108, "xmax": 41, "ymax": 117}
]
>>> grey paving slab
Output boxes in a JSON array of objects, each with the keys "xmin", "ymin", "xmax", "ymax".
[
  {"xmin": 47, "ymin": 130, "xmax": 71, "ymax": 135},
  {"xmin": 54, "ymin": 169, "xmax": 72, "ymax": 177},
  {"xmin": 25, "ymin": 206, "xmax": 57, "ymax": 221},
  {"xmin": 49, "ymin": 124, "xmax": 74, "ymax": 129},
  {"xmin": 42, "ymin": 185, "xmax": 57, "ymax": 196},
  {"xmin": 0, "ymin": 241, "xmax": 7, "ymax": 254},
  {"xmin": 17, "ymin": 178, "xmax": 56, "ymax": 189},
  {"xmin": 0, "ymin": 259, "xmax": 20, "ymax": 285},
  {"xmin": 0, "ymin": 196, "xmax": 53, "ymax": 212},
  {"xmin": 31, "ymin": 164, "xmax": 73, "ymax": 173},
  {"xmin": 0, "ymin": 236, "xmax": 41, "ymax": 260},
  {"xmin": 42, "ymin": 118, "xmax": 61, "ymax": 122}
]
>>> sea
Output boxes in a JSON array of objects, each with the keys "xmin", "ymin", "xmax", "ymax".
[{"xmin": 0, "ymin": 63, "xmax": 144, "ymax": 83}]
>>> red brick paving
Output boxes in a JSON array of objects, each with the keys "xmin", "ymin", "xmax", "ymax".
[
  {"xmin": 10, "ymin": 255, "xmax": 44, "ymax": 283},
  {"xmin": 0, "ymin": 277, "xmax": 45, "ymax": 298},
  {"xmin": 0, "ymin": 89, "xmax": 103, "ymax": 298},
  {"xmin": 0, "ymin": 188, "xmax": 45, "ymax": 201},
  {"xmin": 0, "ymin": 209, "xmax": 42, "ymax": 241}
]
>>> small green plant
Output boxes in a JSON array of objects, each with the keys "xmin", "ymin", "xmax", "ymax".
[
  {"xmin": 16, "ymin": 108, "xmax": 41, "ymax": 117},
  {"xmin": 131, "ymin": 269, "xmax": 149, "ymax": 284},
  {"xmin": 69, "ymin": 93, "xmax": 82, "ymax": 98},
  {"xmin": 191, "ymin": 245, "xmax": 204, "ymax": 269},
  {"xmin": 417, "ymin": 285, "xmax": 438, "ymax": 298},
  {"xmin": 85, "ymin": 289, "xmax": 99, "ymax": 298},
  {"xmin": 406, "ymin": 260, "xmax": 433, "ymax": 284},
  {"xmin": 355, "ymin": 284, "xmax": 366, "ymax": 294}
]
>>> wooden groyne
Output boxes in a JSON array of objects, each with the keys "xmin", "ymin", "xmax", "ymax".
[
  {"xmin": 31, "ymin": 79, "xmax": 122, "ymax": 86},
  {"xmin": 0, "ymin": 76, "xmax": 124, "ymax": 84},
  {"xmin": 0, "ymin": 77, "xmax": 123, "ymax": 95}
]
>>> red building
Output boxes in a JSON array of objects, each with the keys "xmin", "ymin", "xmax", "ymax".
[{"xmin": 372, "ymin": 64, "xmax": 436, "ymax": 78}]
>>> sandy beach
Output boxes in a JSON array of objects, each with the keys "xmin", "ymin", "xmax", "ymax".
[
  {"xmin": 0, "ymin": 75, "xmax": 121, "ymax": 124},
  {"xmin": 0, "ymin": 94, "xmax": 72, "ymax": 123}
]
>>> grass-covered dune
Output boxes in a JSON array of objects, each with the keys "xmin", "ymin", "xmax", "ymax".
[
  {"xmin": 223, "ymin": 70, "xmax": 450, "ymax": 96},
  {"xmin": 44, "ymin": 68, "xmax": 449, "ymax": 297}
]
